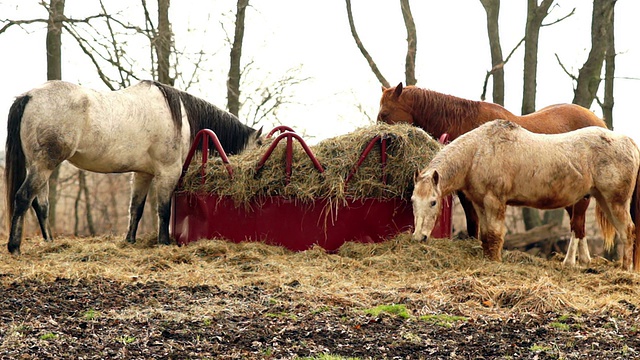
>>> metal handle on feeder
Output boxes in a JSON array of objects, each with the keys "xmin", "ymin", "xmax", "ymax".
[
  {"xmin": 178, "ymin": 129, "xmax": 234, "ymax": 188},
  {"xmin": 266, "ymin": 125, "xmax": 296, "ymax": 138},
  {"xmin": 254, "ymin": 131, "xmax": 324, "ymax": 185},
  {"xmin": 344, "ymin": 135, "xmax": 389, "ymax": 186}
]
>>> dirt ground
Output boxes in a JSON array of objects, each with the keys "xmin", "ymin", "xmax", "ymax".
[{"xmin": 0, "ymin": 235, "xmax": 638, "ymax": 359}]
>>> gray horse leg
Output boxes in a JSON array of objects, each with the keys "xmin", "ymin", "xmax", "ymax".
[
  {"xmin": 157, "ymin": 199, "xmax": 172, "ymax": 245},
  {"xmin": 32, "ymin": 185, "xmax": 53, "ymax": 241},
  {"xmin": 125, "ymin": 173, "xmax": 153, "ymax": 243},
  {"xmin": 8, "ymin": 171, "xmax": 50, "ymax": 254},
  {"xmin": 154, "ymin": 171, "xmax": 180, "ymax": 245}
]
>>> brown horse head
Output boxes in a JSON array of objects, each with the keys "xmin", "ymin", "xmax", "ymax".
[
  {"xmin": 377, "ymin": 83, "xmax": 414, "ymax": 124},
  {"xmin": 377, "ymin": 83, "xmax": 489, "ymax": 140}
]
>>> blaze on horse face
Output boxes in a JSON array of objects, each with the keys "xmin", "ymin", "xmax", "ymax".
[
  {"xmin": 377, "ymin": 83, "xmax": 414, "ymax": 124},
  {"xmin": 411, "ymin": 169, "xmax": 442, "ymax": 242}
]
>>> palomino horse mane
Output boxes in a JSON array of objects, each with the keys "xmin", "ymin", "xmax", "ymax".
[{"xmin": 147, "ymin": 81, "xmax": 259, "ymax": 155}]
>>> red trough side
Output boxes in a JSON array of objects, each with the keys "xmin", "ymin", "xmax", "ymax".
[
  {"xmin": 171, "ymin": 194, "xmax": 413, "ymax": 252},
  {"xmin": 170, "ymin": 127, "xmax": 453, "ymax": 251}
]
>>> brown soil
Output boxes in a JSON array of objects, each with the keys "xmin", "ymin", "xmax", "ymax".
[{"xmin": 0, "ymin": 234, "xmax": 638, "ymax": 359}]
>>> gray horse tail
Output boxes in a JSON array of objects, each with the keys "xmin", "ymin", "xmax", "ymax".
[{"xmin": 5, "ymin": 95, "xmax": 30, "ymax": 228}]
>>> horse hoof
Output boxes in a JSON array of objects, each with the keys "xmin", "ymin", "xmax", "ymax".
[
  {"xmin": 125, "ymin": 238, "xmax": 136, "ymax": 244},
  {"xmin": 7, "ymin": 244, "xmax": 21, "ymax": 256}
]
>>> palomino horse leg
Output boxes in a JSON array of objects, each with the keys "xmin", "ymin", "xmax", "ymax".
[
  {"xmin": 8, "ymin": 169, "xmax": 52, "ymax": 254},
  {"xmin": 125, "ymin": 173, "xmax": 153, "ymax": 244},
  {"xmin": 476, "ymin": 195, "xmax": 507, "ymax": 261},
  {"xmin": 457, "ymin": 191, "xmax": 479, "ymax": 238},
  {"xmin": 603, "ymin": 201, "xmax": 636, "ymax": 271},
  {"xmin": 562, "ymin": 197, "xmax": 591, "ymax": 267}
]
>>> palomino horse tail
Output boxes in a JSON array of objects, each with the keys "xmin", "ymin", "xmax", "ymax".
[
  {"xmin": 632, "ymin": 164, "xmax": 640, "ymax": 270},
  {"xmin": 595, "ymin": 203, "xmax": 616, "ymax": 252},
  {"xmin": 5, "ymin": 95, "xmax": 30, "ymax": 229}
]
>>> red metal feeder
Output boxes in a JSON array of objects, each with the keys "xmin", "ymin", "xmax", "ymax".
[{"xmin": 170, "ymin": 127, "xmax": 452, "ymax": 251}]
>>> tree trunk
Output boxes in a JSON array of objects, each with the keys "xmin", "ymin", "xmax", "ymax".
[
  {"xmin": 602, "ymin": 4, "xmax": 615, "ymax": 130},
  {"xmin": 46, "ymin": 0, "xmax": 65, "ymax": 233},
  {"xmin": 80, "ymin": 171, "xmax": 96, "ymax": 236},
  {"xmin": 344, "ymin": 0, "xmax": 389, "ymax": 88},
  {"xmin": 156, "ymin": 0, "xmax": 174, "ymax": 86},
  {"xmin": 479, "ymin": 0, "xmax": 505, "ymax": 106},
  {"xmin": 601, "ymin": 1, "xmax": 617, "ymax": 259},
  {"xmin": 227, "ymin": 0, "xmax": 249, "ymax": 117},
  {"xmin": 572, "ymin": 0, "xmax": 615, "ymax": 109},
  {"xmin": 520, "ymin": 0, "xmax": 554, "ymax": 231},
  {"xmin": 400, "ymin": 0, "xmax": 417, "ymax": 86}
]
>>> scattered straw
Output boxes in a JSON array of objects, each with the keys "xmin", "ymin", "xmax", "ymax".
[{"xmin": 3, "ymin": 233, "xmax": 640, "ymax": 319}]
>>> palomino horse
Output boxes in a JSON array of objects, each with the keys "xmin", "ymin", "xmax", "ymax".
[
  {"xmin": 378, "ymin": 82, "xmax": 607, "ymax": 266},
  {"xmin": 412, "ymin": 120, "xmax": 640, "ymax": 271},
  {"xmin": 5, "ymin": 80, "xmax": 263, "ymax": 254}
]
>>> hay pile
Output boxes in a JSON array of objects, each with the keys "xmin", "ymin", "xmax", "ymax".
[{"xmin": 180, "ymin": 123, "xmax": 441, "ymax": 206}]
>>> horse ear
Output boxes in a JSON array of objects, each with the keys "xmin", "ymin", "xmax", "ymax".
[
  {"xmin": 431, "ymin": 170, "xmax": 440, "ymax": 188},
  {"xmin": 393, "ymin": 82, "xmax": 404, "ymax": 98},
  {"xmin": 381, "ymin": 85, "xmax": 387, "ymax": 93},
  {"xmin": 255, "ymin": 126, "xmax": 263, "ymax": 138},
  {"xmin": 414, "ymin": 169, "xmax": 421, "ymax": 183}
]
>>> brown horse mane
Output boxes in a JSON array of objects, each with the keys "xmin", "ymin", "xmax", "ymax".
[{"xmin": 402, "ymin": 86, "xmax": 485, "ymax": 138}]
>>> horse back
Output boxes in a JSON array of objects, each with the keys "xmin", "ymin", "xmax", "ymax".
[{"xmin": 516, "ymin": 104, "xmax": 606, "ymax": 134}]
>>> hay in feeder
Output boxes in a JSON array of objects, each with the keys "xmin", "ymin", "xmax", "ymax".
[{"xmin": 179, "ymin": 123, "xmax": 442, "ymax": 206}]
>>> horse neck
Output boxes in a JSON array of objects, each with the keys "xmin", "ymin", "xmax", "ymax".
[
  {"xmin": 407, "ymin": 89, "xmax": 482, "ymax": 139},
  {"xmin": 180, "ymin": 93, "xmax": 254, "ymax": 155},
  {"xmin": 190, "ymin": 105, "xmax": 253, "ymax": 155},
  {"xmin": 407, "ymin": 88, "xmax": 517, "ymax": 139},
  {"xmin": 429, "ymin": 142, "xmax": 473, "ymax": 195}
]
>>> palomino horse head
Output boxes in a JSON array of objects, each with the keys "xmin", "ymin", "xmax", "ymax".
[
  {"xmin": 411, "ymin": 168, "xmax": 443, "ymax": 242},
  {"xmin": 377, "ymin": 82, "xmax": 413, "ymax": 124}
]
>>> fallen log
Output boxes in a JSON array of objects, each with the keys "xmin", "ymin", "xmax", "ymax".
[{"xmin": 504, "ymin": 223, "xmax": 570, "ymax": 250}]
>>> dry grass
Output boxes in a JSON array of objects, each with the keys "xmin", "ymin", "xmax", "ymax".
[
  {"xmin": 2, "ymin": 233, "xmax": 639, "ymax": 320},
  {"xmin": 179, "ymin": 123, "xmax": 441, "ymax": 206}
]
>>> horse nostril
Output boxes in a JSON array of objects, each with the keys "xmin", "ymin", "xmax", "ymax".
[{"xmin": 420, "ymin": 235, "xmax": 428, "ymax": 242}]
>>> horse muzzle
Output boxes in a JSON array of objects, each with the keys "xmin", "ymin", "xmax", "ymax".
[{"xmin": 412, "ymin": 233, "xmax": 428, "ymax": 242}]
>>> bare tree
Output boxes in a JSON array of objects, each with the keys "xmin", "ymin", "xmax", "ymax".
[
  {"xmin": 520, "ymin": 0, "xmax": 555, "ymax": 230},
  {"xmin": 479, "ymin": 0, "xmax": 505, "ymax": 105},
  {"xmin": 227, "ymin": 0, "xmax": 249, "ymax": 117},
  {"xmin": 572, "ymin": 0, "xmax": 616, "ymax": 115},
  {"xmin": 74, "ymin": 171, "xmax": 96, "ymax": 236},
  {"xmin": 401, "ymin": 0, "xmax": 417, "ymax": 86},
  {"xmin": 44, "ymin": 0, "xmax": 65, "ymax": 236},
  {"xmin": 346, "ymin": 0, "xmax": 417, "ymax": 87},
  {"xmin": 156, "ymin": 0, "xmax": 174, "ymax": 85},
  {"xmin": 601, "ymin": 3, "xmax": 615, "ymax": 129}
]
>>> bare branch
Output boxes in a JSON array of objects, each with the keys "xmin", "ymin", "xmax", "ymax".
[
  {"xmin": 345, "ymin": 0, "xmax": 389, "ymax": 88},
  {"xmin": 554, "ymin": 53, "xmax": 577, "ymax": 81},
  {"xmin": 542, "ymin": 6, "xmax": 575, "ymax": 27}
]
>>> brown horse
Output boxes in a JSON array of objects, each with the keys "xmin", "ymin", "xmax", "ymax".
[
  {"xmin": 412, "ymin": 120, "xmax": 640, "ymax": 271},
  {"xmin": 379, "ymin": 83, "xmax": 608, "ymax": 266}
]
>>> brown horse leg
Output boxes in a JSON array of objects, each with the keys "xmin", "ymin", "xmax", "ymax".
[
  {"xmin": 458, "ymin": 191, "xmax": 479, "ymax": 238},
  {"xmin": 563, "ymin": 198, "xmax": 591, "ymax": 266}
]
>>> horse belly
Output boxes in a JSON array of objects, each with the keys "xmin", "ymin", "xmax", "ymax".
[
  {"xmin": 506, "ymin": 181, "xmax": 589, "ymax": 209},
  {"xmin": 68, "ymin": 150, "xmax": 150, "ymax": 174}
]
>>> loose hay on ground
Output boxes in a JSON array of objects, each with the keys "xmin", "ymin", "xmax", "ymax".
[{"xmin": 4, "ymin": 234, "xmax": 640, "ymax": 319}]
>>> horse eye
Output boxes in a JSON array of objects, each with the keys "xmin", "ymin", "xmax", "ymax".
[{"xmin": 430, "ymin": 200, "xmax": 437, "ymax": 207}]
